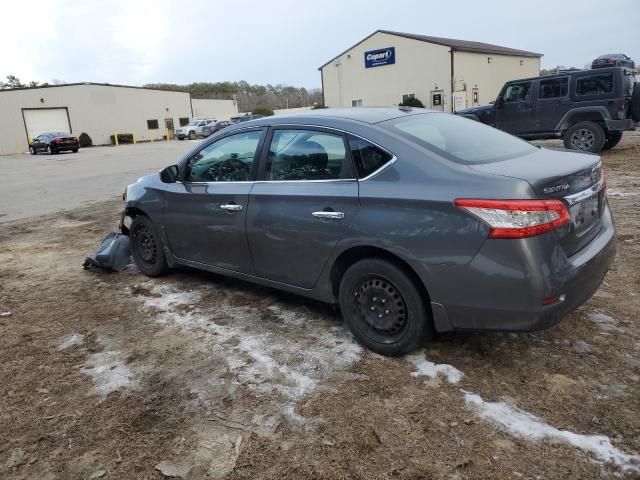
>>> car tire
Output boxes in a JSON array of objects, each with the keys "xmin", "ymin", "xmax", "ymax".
[
  {"xmin": 47, "ymin": 145, "xmax": 54, "ymax": 155},
  {"xmin": 338, "ymin": 258, "xmax": 433, "ymax": 356},
  {"xmin": 563, "ymin": 122, "xmax": 605, "ymax": 153},
  {"xmin": 29, "ymin": 146, "xmax": 36, "ymax": 155},
  {"xmin": 602, "ymin": 132, "xmax": 623, "ymax": 150},
  {"xmin": 188, "ymin": 131, "xmax": 196, "ymax": 140},
  {"xmin": 130, "ymin": 215, "xmax": 169, "ymax": 277},
  {"xmin": 72, "ymin": 148, "xmax": 79, "ymax": 153}
]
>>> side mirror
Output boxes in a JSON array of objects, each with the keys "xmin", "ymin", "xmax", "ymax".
[{"xmin": 160, "ymin": 165, "xmax": 179, "ymax": 183}]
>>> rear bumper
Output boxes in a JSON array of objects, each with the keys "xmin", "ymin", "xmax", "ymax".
[
  {"xmin": 428, "ymin": 202, "xmax": 616, "ymax": 332},
  {"xmin": 605, "ymin": 118, "xmax": 635, "ymax": 131},
  {"xmin": 52, "ymin": 142, "xmax": 79, "ymax": 150}
]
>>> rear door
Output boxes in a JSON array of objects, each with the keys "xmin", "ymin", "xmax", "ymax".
[
  {"xmin": 535, "ymin": 76, "xmax": 570, "ymax": 132},
  {"xmin": 163, "ymin": 128, "xmax": 266, "ymax": 273},
  {"xmin": 246, "ymin": 127, "xmax": 359, "ymax": 288},
  {"xmin": 496, "ymin": 81, "xmax": 535, "ymax": 134}
]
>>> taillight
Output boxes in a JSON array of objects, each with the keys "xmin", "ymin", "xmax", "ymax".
[
  {"xmin": 454, "ymin": 199, "xmax": 570, "ymax": 239},
  {"xmin": 53, "ymin": 138, "xmax": 62, "ymax": 143},
  {"xmin": 617, "ymin": 99, "xmax": 626, "ymax": 119}
]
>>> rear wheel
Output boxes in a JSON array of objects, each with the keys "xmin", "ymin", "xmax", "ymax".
[
  {"xmin": 563, "ymin": 121, "xmax": 605, "ymax": 153},
  {"xmin": 47, "ymin": 145, "xmax": 54, "ymax": 155},
  {"xmin": 130, "ymin": 215, "xmax": 169, "ymax": 277},
  {"xmin": 602, "ymin": 132, "xmax": 623, "ymax": 150},
  {"xmin": 339, "ymin": 258, "xmax": 432, "ymax": 356}
]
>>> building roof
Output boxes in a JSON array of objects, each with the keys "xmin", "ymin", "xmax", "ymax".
[
  {"xmin": 0, "ymin": 82, "xmax": 187, "ymax": 94},
  {"xmin": 319, "ymin": 29, "xmax": 542, "ymax": 69}
]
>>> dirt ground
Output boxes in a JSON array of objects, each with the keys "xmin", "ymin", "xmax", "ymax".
[{"xmin": 1, "ymin": 133, "xmax": 639, "ymax": 480}]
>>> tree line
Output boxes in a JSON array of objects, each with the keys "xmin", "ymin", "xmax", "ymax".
[{"xmin": 143, "ymin": 81, "xmax": 323, "ymax": 113}]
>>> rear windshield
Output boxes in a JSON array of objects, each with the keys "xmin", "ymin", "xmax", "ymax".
[{"xmin": 383, "ymin": 113, "xmax": 536, "ymax": 164}]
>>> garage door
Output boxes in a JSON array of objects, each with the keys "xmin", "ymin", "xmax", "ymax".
[{"xmin": 23, "ymin": 108, "xmax": 71, "ymax": 140}]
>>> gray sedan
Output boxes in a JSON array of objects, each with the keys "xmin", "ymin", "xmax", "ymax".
[{"xmin": 121, "ymin": 108, "xmax": 616, "ymax": 356}]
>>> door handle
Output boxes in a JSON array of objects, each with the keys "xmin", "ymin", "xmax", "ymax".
[
  {"xmin": 312, "ymin": 211, "xmax": 344, "ymax": 219},
  {"xmin": 220, "ymin": 203, "xmax": 243, "ymax": 211}
]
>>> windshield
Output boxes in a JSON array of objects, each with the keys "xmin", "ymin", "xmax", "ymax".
[
  {"xmin": 187, "ymin": 121, "xmax": 198, "ymax": 126},
  {"xmin": 383, "ymin": 113, "xmax": 537, "ymax": 164}
]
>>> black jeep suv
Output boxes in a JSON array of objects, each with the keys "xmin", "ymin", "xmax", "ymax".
[{"xmin": 456, "ymin": 67, "xmax": 639, "ymax": 152}]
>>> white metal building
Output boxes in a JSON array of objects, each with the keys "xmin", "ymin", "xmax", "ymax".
[
  {"xmin": 320, "ymin": 30, "xmax": 542, "ymax": 112},
  {"xmin": 0, "ymin": 83, "xmax": 238, "ymax": 155},
  {"xmin": 191, "ymin": 98, "xmax": 238, "ymax": 121}
]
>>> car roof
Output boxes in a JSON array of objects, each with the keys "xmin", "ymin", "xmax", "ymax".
[
  {"xmin": 506, "ymin": 66, "xmax": 631, "ymax": 84},
  {"xmin": 242, "ymin": 107, "xmax": 435, "ymax": 127}
]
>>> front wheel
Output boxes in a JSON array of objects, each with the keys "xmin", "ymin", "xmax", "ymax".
[
  {"xmin": 71, "ymin": 148, "xmax": 78, "ymax": 153},
  {"xmin": 563, "ymin": 121, "xmax": 605, "ymax": 153},
  {"xmin": 130, "ymin": 215, "xmax": 169, "ymax": 277},
  {"xmin": 339, "ymin": 258, "xmax": 433, "ymax": 356},
  {"xmin": 29, "ymin": 146, "xmax": 36, "ymax": 155},
  {"xmin": 47, "ymin": 145, "xmax": 54, "ymax": 155},
  {"xmin": 188, "ymin": 130, "xmax": 196, "ymax": 140},
  {"xmin": 602, "ymin": 132, "xmax": 623, "ymax": 150}
]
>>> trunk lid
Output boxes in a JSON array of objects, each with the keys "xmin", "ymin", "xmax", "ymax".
[{"xmin": 469, "ymin": 147, "xmax": 605, "ymax": 256}]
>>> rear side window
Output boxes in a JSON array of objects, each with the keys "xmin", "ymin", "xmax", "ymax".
[
  {"xmin": 265, "ymin": 129, "xmax": 348, "ymax": 181},
  {"xmin": 539, "ymin": 77, "xmax": 568, "ymax": 99},
  {"xmin": 385, "ymin": 113, "xmax": 536, "ymax": 164},
  {"xmin": 576, "ymin": 73, "xmax": 614, "ymax": 96},
  {"xmin": 348, "ymin": 136, "xmax": 393, "ymax": 178}
]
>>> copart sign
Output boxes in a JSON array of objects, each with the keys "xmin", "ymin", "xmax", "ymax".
[{"xmin": 364, "ymin": 47, "xmax": 395, "ymax": 68}]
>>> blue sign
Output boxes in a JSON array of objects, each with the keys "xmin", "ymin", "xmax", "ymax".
[{"xmin": 364, "ymin": 47, "xmax": 395, "ymax": 68}]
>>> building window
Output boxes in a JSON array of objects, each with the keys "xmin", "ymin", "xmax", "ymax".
[
  {"xmin": 351, "ymin": 99, "xmax": 363, "ymax": 107},
  {"xmin": 147, "ymin": 119, "xmax": 159, "ymax": 130},
  {"xmin": 402, "ymin": 93, "xmax": 416, "ymax": 103},
  {"xmin": 520, "ymin": 59, "xmax": 524, "ymax": 66},
  {"xmin": 179, "ymin": 117, "xmax": 190, "ymax": 127},
  {"xmin": 487, "ymin": 57, "xmax": 492, "ymax": 64}
]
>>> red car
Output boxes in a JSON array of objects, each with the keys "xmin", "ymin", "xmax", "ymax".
[{"xmin": 202, "ymin": 121, "xmax": 230, "ymax": 137}]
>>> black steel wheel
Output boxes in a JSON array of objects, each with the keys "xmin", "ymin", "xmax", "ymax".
[
  {"xmin": 130, "ymin": 215, "xmax": 169, "ymax": 277},
  {"xmin": 339, "ymin": 258, "xmax": 432, "ymax": 356}
]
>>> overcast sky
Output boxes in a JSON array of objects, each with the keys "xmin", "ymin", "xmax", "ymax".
[{"xmin": 2, "ymin": 0, "xmax": 638, "ymax": 89}]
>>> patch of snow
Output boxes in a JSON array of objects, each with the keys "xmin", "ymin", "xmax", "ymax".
[
  {"xmin": 137, "ymin": 283, "xmax": 362, "ymax": 422},
  {"xmin": 463, "ymin": 391, "xmax": 640, "ymax": 472},
  {"xmin": 80, "ymin": 345, "xmax": 139, "ymax": 397},
  {"xmin": 407, "ymin": 352, "xmax": 463, "ymax": 384},
  {"xmin": 607, "ymin": 188, "xmax": 638, "ymax": 197},
  {"xmin": 58, "ymin": 333, "xmax": 85, "ymax": 350},
  {"xmin": 588, "ymin": 312, "xmax": 622, "ymax": 332}
]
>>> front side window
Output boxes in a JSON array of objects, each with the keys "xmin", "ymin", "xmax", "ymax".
[
  {"xmin": 576, "ymin": 73, "xmax": 614, "ymax": 96},
  {"xmin": 184, "ymin": 130, "xmax": 262, "ymax": 182},
  {"xmin": 265, "ymin": 129, "xmax": 348, "ymax": 181},
  {"xmin": 348, "ymin": 136, "xmax": 393, "ymax": 178},
  {"xmin": 385, "ymin": 113, "xmax": 536, "ymax": 164},
  {"xmin": 502, "ymin": 82, "xmax": 532, "ymax": 102},
  {"xmin": 539, "ymin": 77, "xmax": 568, "ymax": 99}
]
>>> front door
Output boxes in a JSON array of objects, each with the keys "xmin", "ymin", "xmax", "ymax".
[
  {"xmin": 430, "ymin": 90, "xmax": 444, "ymax": 111},
  {"xmin": 534, "ymin": 77, "xmax": 570, "ymax": 132},
  {"xmin": 163, "ymin": 128, "xmax": 265, "ymax": 273},
  {"xmin": 496, "ymin": 81, "xmax": 535, "ymax": 134},
  {"xmin": 165, "ymin": 118, "xmax": 175, "ymax": 139},
  {"xmin": 246, "ymin": 127, "xmax": 359, "ymax": 289}
]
